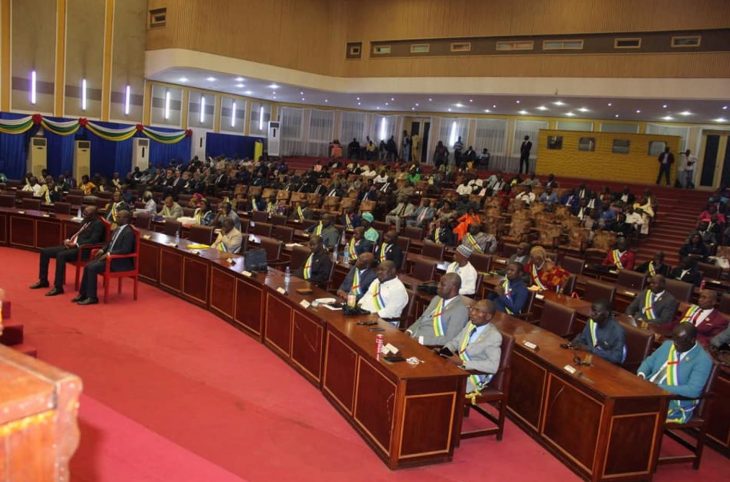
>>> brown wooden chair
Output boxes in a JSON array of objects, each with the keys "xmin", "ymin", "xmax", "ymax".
[
  {"xmin": 621, "ymin": 323, "xmax": 653, "ymax": 374},
  {"xmin": 696, "ymin": 262, "xmax": 722, "ymax": 280},
  {"xmin": 272, "ymin": 225, "xmax": 294, "ymax": 243},
  {"xmin": 250, "ymin": 221, "xmax": 273, "ymax": 238},
  {"xmin": 182, "ymin": 207, "xmax": 195, "ymax": 217},
  {"xmin": 513, "ymin": 290, "xmax": 537, "ymax": 321},
  {"xmin": 20, "ymin": 198, "xmax": 42, "ymax": 210},
  {"xmin": 65, "ymin": 194, "xmax": 83, "ymax": 206},
  {"xmin": 403, "ymin": 226, "xmax": 423, "ymax": 241},
  {"xmin": 259, "ymin": 236, "xmax": 283, "ymax": 263},
  {"xmin": 53, "ymin": 202, "xmax": 72, "ymax": 214},
  {"xmin": 562, "ymin": 274, "xmax": 577, "ymax": 295},
  {"xmin": 615, "ymin": 269, "xmax": 647, "ymax": 294},
  {"xmin": 656, "ymin": 363, "xmax": 719, "ymax": 470},
  {"xmin": 664, "ymin": 278, "xmax": 694, "ymax": 303},
  {"xmin": 561, "ymin": 255, "xmax": 585, "ymax": 275},
  {"xmin": 289, "ymin": 245, "xmax": 310, "ymax": 271},
  {"xmin": 251, "ymin": 211, "xmax": 268, "ymax": 222},
  {"xmin": 719, "ymin": 293, "xmax": 730, "ymax": 314},
  {"xmin": 188, "ymin": 225, "xmax": 215, "ymax": 245},
  {"xmin": 538, "ymin": 300, "xmax": 576, "ymax": 337},
  {"xmin": 470, "ymin": 252, "xmax": 492, "ymax": 273},
  {"xmin": 500, "ymin": 242, "xmax": 519, "ymax": 258},
  {"xmin": 411, "ymin": 259, "xmax": 437, "ymax": 282},
  {"xmin": 162, "ymin": 219, "xmax": 181, "ymax": 237},
  {"xmin": 133, "ymin": 213, "xmax": 152, "ymax": 230},
  {"xmin": 421, "ymin": 240, "xmax": 445, "ymax": 260},
  {"xmin": 0, "ymin": 194, "xmax": 15, "ymax": 207},
  {"xmin": 270, "ymin": 214, "xmax": 288, "ymax": 226},
  {"xmin": 583, "ymin": 279, "xmax": 616, "ymax": 307},
  {"xmin": 461, "ymin": 333, "xmax": 515, "ymax": 441},
  {"xmin": 399, "ymin": 288, "xmax": 419, "ymax": 329},
  {"xmin": 395, "ymin": 237, "xmax": 410, "ymax": 269}
]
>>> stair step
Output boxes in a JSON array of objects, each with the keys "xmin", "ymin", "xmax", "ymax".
[
  {"xmin": 0, "ymin": 320, "xmax": 24, "ymax": 345},
  {"xmin": 12, "ymin": 343, "xmax": 37, "ymax": 358}
]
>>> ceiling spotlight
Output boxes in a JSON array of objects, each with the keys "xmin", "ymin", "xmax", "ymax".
[
  {"xmin": 565, "ymin": 112, "xmax": 576, "ymax": 117},
  {"xmin": 385, "ymin": 102, "xmax": 389, "ymax": 106},
  {"xmin": 536, "ymin": 106, "xmax": 548, "ymax": 111},
  {"xmin": 301, "ymin": 97, "xmax": 305, "ymax": 101},
  {"xmin": 235, "ymin": 77, "xmax": 245, "ymax": 82},
  {"xmin": 300, "ymin": 91, "xmax": 304, "ymax": 95},
  {"xmin": 615, "ymin": 114, "xmax": 620, "ymax": 118},
  {"xmin": 492, "ymin": 104, "xmax": 496, "ymax": 108},
  {"xmin": 376, "ymin": 106, "xmax": 380, "ymax": 110},
  {"xmin": 245, "ymin": 90, "xmax": 253, "ymax": 95},
  {"xmin": 390, "ymin": 97, "xmax": 395, "ymax": 101},
  {"xmin": 469, "ymin": 99, "xmax": 473, "ymax": 103},
  {"xmin": 607, "ymin": 102, "xmax": 612, "ymax": 107},
  {"xmin": 455, "ymin": 103, "xmax": 464, "ymax": 108},
  {"xmin": 236, "ymin": 83, "xmax": 245, "ymax": 88},
  {"xmin": 636, "ymin": 109, "xmax": 641, "ymax": 113},
  {"xmin": 357, "ymin": 102, "xmax": 361, "ymax": 105},
  {"xmin": 269, "ymin": 83, "xmax": 279, "ymax": 89},
  {"xmin": 206, "ymin": 76, "xmax": 216, "ymax": 82},
  {"xmin": 428, "ymin": 98, "xmax": 433, "ymax": 102},
  {"xmin": 662, "ymin": 116, "xmax": 674, "ymax": 121},
  {"xmin": 714, "ymin": 117, "xmax": 728, "ymax": 123},
  {"xmin": 553, "ymin": 100, "xmax": 566, "ymax": 106},
  {"xmin": 516, "ymin": 100, "xmax": 521, "ymax": 104},
  {"xmin": 415, "ymin": 103, "xmax": 419, "ymax": 107},
  {"xmin": 447, "ymin": 108, "xmax": 452, "ymax": 112},
  {"xmin": 577, "ymin": 107, "xmax": 589, "ymax": 113},
  {"xmin": 356, "ymin": 97, "xmax": 360, "ymax": 101},
  {"xmin": 662, "ymin": 104, "xmax": 668, "ymax": 108},
  {"xmin": 179, "ymin": 77, "xmax": 189, "ymax": 83},
  {"xmin": 723, "ymin": 106, "xmax": 728, "ymax": 110},
  {"xmin": 679, "ymin": 111, "xmax": 692, "ymax": 116},
  {"xmin": 324, "ymin": 99, "xmax": 328, "ymax": 103},
  {"xmin": 411, "ymin": 107, "xmax": 415, "ymax": 111},
  {"xmin": 518, "ymin": 110, "xmax": 529, "ymax": 115},
  {"xmin": 484, "ymin": 109, "xmax": 491, "ymax": 113}
]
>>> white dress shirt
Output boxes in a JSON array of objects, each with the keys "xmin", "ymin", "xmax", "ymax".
[
  {"xmin": 447, "ymin": 261, "xmax": 478, "ymax": 296},
  {"xmin": 358, "ymin": 277, "xmax": 409, "ymax": 320}
]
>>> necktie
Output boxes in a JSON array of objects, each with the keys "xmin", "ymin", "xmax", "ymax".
[
  {"xmin": 467, "ymin": 326, "xmax": 478, "ymax": 343},
  {"xmin": 108, "ymin": 226, "xmax": 125, "ymax": 253},
  {"xmin": 70, "ymin": 222, "xmax": 89, "ymax": 245}
]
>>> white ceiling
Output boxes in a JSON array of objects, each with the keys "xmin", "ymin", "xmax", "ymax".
[{"xmin": 149, "ymin": 67, "xmax": 730, "ymax": 125}]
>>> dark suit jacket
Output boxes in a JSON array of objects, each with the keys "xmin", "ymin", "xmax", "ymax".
[
  {"xmin": 103, "ymin": 225, "xmax": 136, "ymax": 271},
  {"xmin": 626, "ymin": 289, "xmax": 678, "ymax": 324},
  {"xmin": 338, "ymin": 266, "xmax": 377, "ymax": 300},
  {"xmin": 669, "ymin": 267, "xmax": 702, "ymax": 286},
  {"xmin": 76, "ymin": 218, "xmax": 106, "ymax": 246},
  {"xmin": 375, "ymin": 242, "xmax": 404, "ymax": 270},
  {"xmin": 636, "ymin": 261, "xmax": 671, "ymax": 277},
  {"xmin": 431, "ymin": 228, "xmax": 455, "ymax": 246},
  {"xmin": 295, "ymin": 249, "xmax": 332, "ymax": 288}
]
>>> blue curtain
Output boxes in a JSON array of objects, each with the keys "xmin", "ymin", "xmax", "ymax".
[
  {"xmin": 148, "ymin": 127, "xmax": 191, "ymax": 168},
  {"xmin": 0, "ymin": 112, "xmax": 35, "ymax": 179},
  {"xmin": 206, "ymin": 132, "xmax": 257, "ymax": 159},
  {"xmin": 86, "ymin": 121, "xmax": 134, "ymax": 178},
  {"xmin": 44, "ymin": 116, "xmax": 77, "ymax": 177}
]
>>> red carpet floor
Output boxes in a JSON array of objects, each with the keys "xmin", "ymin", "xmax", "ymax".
[{"xmin": 1, "ymin": 246, "xmax": 726, "ymax": 481}]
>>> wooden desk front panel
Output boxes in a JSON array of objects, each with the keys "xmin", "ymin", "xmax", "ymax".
[
  {"xmin": 209, "ymin": 266, "xmax": 236, "ymax": 321},
  {"xmin": 159, "ymin": 248, "xmax": 183, "ymax": 293},
  {"xmin": 603, "ymin": 399, "xmax": 664, "ymax": 479},
  {"xmin": 508, "ymin": 349, "xmax": 548, "ymax": 431},
  {"xmin": 353, "ymin": 357, "xmax": 397, "ymax": 460},
  {"xmin": 291, "ymin": 310, "xmax": 324, "ymax": 384},
  {"xmin": 323, "ymin": 330, "xmax": 358, "ymax": 414},
  {"xmin": 182, "ymin": 256, "xmax": 209, "ymax": 306},
  {"xmin": 234, "ymin": 277, "xmax": 263, "ymax": 338},
  {"xmin": 264, "ymin": 293, "xmax": 293, "ymax": 359},
  {"xmin": 9, "ymin": 215, "xmax": 35, "ymax": 248},
  {"xmin": 138, "ymin": 241, "xmax": 160, "ymax": 283},
  {"xmin": 399, "ymin": 381, "xmax": 458, "ymax": 462},
  {"xmin": 707, "ymin": 369, "xmax": 730, "ymax": 452},
  {"xmin": 0, "ymin": 212, "xmax": 7, "ymax": 244},
  {"xmin": 36, "ymin": 220, "xmax": 62, "ymax": 248}
]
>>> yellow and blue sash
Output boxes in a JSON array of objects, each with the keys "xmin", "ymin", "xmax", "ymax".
[
  {"xmin": 680, "ymin": 305, "xmax": 702, "ymax": 325},
  {"xmin": 502, "ymin": 278, "xmax": 514, "ymax": 315},
  {"xmin": 379, "ymin": 243, "xmax": 389, "ymax": 263},
  {"xmin": 588, "ymin": 318, "xmax": 598, "ymax": 347},
  {"xmin": 465, "ymin": 233, "xmax": 483, "ymax": 253},
  {"xmin": 303, "ymin": 254, "xmax": 313, "ymax": 279},
  {"xmin": 372, "ymin": 281, "xmax": 385, "ymax": 310},
  {"xmin": 434, "ymin": 228, "xmax": 442, "ymax": 245},
  {"xmin": 348, "ymin": 238, "xmax": 358, "ymax": 258},
  {"xmin": 664, "ymin": 344, "xmax": 698, "ymax": 423},
  {"xmin": 611, "ymin": 249, "xmax": 624, "ymax": 269},
  {"xmin": 459, "ymin": 323, "xmax": 492, "ymax": 388},
  {"xmin": 432, "ymin": 298, "xmax": 445, "ymax": 336},
  {"xmin": 351, "ymin": 269, "xmax": 361, "ymax": 296},
  {"xmin": 297, "ymin": 205, "xmax": 304, "ymax": 221},
  {"xmin": 314, "ymin": 223, "xmax": 323, "ymax": 236},
  {"xmin": 345, "ymin": 214, "xmax": 352, "ymax": 230},
  {"xmin": 648, "ymin": 261, "xmax": 656, "ymax": 276},
  {"xmin": 531, "ymin": 264, "xmax": 546, "ymax": 291},
  {"xmin": 642, "ymin": 290, "xmax": 657, "ymax": 320}
]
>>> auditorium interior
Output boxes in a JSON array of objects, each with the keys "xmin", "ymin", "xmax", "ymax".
[{"xmin": 2, "ymin": 1, "xmax": 730, "ymax": 481}]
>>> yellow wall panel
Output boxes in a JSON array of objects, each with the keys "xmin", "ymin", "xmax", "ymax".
[
  {"xmin": 536, "ymin": 129, "xmax": 681, "ymax": 184},
  {"xmin": 64, "ymin": 0, "xmax": 104, "ymax": 118},
  {"xmin": 110, "ymin": 0, "xmax": 145, "ymax": 121}
]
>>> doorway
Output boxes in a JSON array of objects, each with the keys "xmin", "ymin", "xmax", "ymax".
[
  {"xmin": 698, "ymin": 130, "xmax": 730, "ymax": 189},
  {"xmin": 405, "ymin": 118, "xmax": 431, "ymax": 164}
]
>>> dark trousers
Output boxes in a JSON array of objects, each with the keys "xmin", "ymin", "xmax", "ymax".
[
  {"xmin": 39, "ymin": 246, "xmax": 79, "ymax": 288},
  {"xmin": 656, "ymin": 164, "xmax": 671, "ymax": 185},
  {"xmin": 79, "ymin": 258, "xmax": 106, "ymax": 300},
  {"xmin": 519, "ymin": 155, "xmax": 530, "ymax": 174}
]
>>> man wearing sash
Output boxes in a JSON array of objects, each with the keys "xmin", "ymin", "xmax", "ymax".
[
  {"xmin": 679, "ymin": 290, "xmax": 728, "ymax": 346},
  {"xmin": 490, "ymin": 262, "xmax": 529, "ymax": 315},
  {"xmin": 374, "ymin": 230, "xmax": 404, "ymax": 270},
  {"xmin": 626, "ymin": 275, "xmax": 678, "ymax": 325},
  {"xmin": 601, "ymin": 237, "xmax": 635, "ymax": 271},
  {"xmin": 294, "ymin": 235, "xmax": 332, "ymax": 289},
  {"xmin": 211, "ymin": 218, "xmax": 243, "ymax": 254},
  {"xmin": 345, "ymin": 227, "xmax": 373, "ymax": 262},
  {"xmin": 636, "ymin": 251, "xmax": 670, "ymax": 277},
  {"xmin": 407, "ymin": 273, "xmax": 468, "ymax": 346},
  {"xmin": 638, "ymin": 324, "xmax": 712, "ymax": 423},
  {"xmin": 460, "ymin": 223, "xmax": 497, "ymax": 254},
  {"xmin": 104, "ymin": 191, "xmax": 129, "ymax": 226},
  {"xmin": 439, "ymin": 299, "xmax": 502, "ymax": 394},
  {"xmin": 336, "ymin": 253, "xmax": 376, "ymax": 301},
  {"xmin": 358, "ymin": 261, "xmax": 408, "ymax": 325},
  {"xmin": 305, "ymin": 214, "xmax": 339, "ymax": 250},
  {"xmin": 571, "ymin": 299, "xmax": 626, "ymax": 364}
]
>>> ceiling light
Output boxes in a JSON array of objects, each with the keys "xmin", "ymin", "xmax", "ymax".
[
  {"xmin": 357, "ymin": 102, "xmax": 361, "ymax": 105},
  {"xmin": 577, "ymin": 107, "xmax": 589, "ymax": 113},
  {"xmin": 492, "ymin": 104, "xmax": 496, "ymax": 108},
  {"xmin": 607, "ymin": 102, "xmax": 612, "ymax": 107},
  {"xmin": 179, "ymin": 77, "xmax": 189, "ymax": 83},
  {"xmin": 714, "ymin": 117, "xmax": 728, "ymax": 123},
  {"xmin": 324, "ymin": 99, "xmax": 328, "ymax": 103},
  {"xmin": 635, "ymin": 109, "xmax": 641, "ymax": 113},
  {"xmin": 447, "ymin": 108, "xmax": 452, "ymax": 112},
  {"xmin": 411, "ymin": 107, "xmax": 415, "ymax": 111},
  {"xmin": 662, "ymin": 104, "xmax": 668, "ymax": 108},
  {"xmin": 300, "ymin": 91, "xmax": 304, "ymax": 95},
  {"xmin": 615, "ymin": 114, "xmax": 620, "ymax": 118},
  {"xmin": 356, "ymin": 97, "xmax": 360, "ymax": 101},
  {"xmin": 245, "ymin": 90, "xmax": 253, "ymax": 95},
  {"xmin": 565, "ymin": 112, "xmax": 576, "ymax": 117},
  {"xmin": 415, "ymin": 103, "xmax": 419, "ymax": 107},
  {"xmin": 390, "ymin": 97, "xmax": 395, "ymax": 101},
  {"xmin": 553, "ymin": 100, "xmax": 565, "ymax": 106},
  {"xmin": 236, "ymin": 83, "xmax": 244, "ymax": 88},
  {"xmin": 235, "ymin": 77, "xmax": 245, "ymax": 82},
  {"xmin": 269, "ymin": 83, "xmax": 279, "ymax": 89},
  {"xmin": 206, "ymin": 76, "xmax": 216, "ymax": 82},
  {"xmin": 536, "ymin": 106, "xmax": 548, "ymax": 111},
  {"xmin": 455, "ymin": 103, "xmax": 464, "ymax": 108},
  {"xmin": 376, "ymin": 107, "xmax": 380, "ymax": 110},
  {"xmin": 515, "ymin": 100, "xmax": 521, "ymax": 104},
  {"xmin": 723, "ymin": 105, "xmax": 728, "ymax": 110},
  {"xmin": 301, "ymin": 97, "xmax": 305, "ymax": 101},
  {"xmin": 518, "ymin": 110, "xmax": 529, "ymax": 115},
  {"xmin": 661, "ymin": 115, "xmax": 674, "ymax": 121},
  {"xmin": 428, "ymin": 98, "xmax": 433, "ymax": 102},
  {"xmin": 385, "ymin": 102, "xmax": 389, "ymax": 106},
  {"xmin": 469, "ymin": 99, "xmax": 473, "ymax": 103},
  {"xmin": 484, "ymin": 109, "xmax": 491, "ymax": 113},
  {"xmin": 679, "ymin": 111, "xmax": 692, "ymax": 116}
]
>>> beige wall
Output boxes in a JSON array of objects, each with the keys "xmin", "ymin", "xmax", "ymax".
[{"xmin": 64, "ymin": 0, "xmax": 105, "ymax": 118}]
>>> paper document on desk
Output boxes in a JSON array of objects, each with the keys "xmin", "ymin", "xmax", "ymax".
[
  {"xmin": 285, "ymin": 243, "xmax": 303, "ymax": 248},
  {"xmin": 314, "ymin": 297, "xmax": 337, "ymax": 305},
  {"xmin": 322, "ymin": 304, "xmax": 342, "ymax": 311}
]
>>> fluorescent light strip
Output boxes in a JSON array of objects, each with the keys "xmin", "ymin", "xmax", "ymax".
[
  {"xmin": 30, "ymin": 71, "xmax": 37, "ymax": 105},
  {"xmin": 259, "ymin": 106, "xmax": 264, "ymax": 131},
  {"xmin": 164, "ymin": 90, "xmax": 171, "ymax": 120},
  {"xmin": 200, "ymin": 95, "xmax": 206, "ymax": 123},
  {"xmin": 231, "ymin": 101, "xmax": 237, "ymax": 127},
  {"xmin": 81, "ymin": 79, "xmax": 87, "ymax": 111},
  {"xmin": 124, "ymin": 85, "xmax": 131, "ymax": 115}
]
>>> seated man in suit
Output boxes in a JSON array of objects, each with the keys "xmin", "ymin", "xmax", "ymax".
[
  {"xmin": 358, "ymin": 260, "xmax": 409, "ymax": 326},
  {"xmin": 344, "ymin": 227, "xmax": 373, "ymax": 261},
  {"xmin": 601, "ymin": 237, "xmax": 636, "ymax": 271},
  {"xmin": 570, "ymin": 299, "xmax": 626, "ymax": 364},
  {"xmin": 490, "ymin": 262, "xmax": 529, "ymax": 315},
  {"xmin": 638, "ymin": 323, "xmax": 712, "ymax": 423},
  {"xmin": 73, "ymin": 210, "xmax": 135, "ymax": 305},
  {"xmin": 406, "ymin": 273, "xmax": 469, "ymax": 346},
  {"xmin": 385, "ymin": 196, "xmax": 416, "ymax": 232},
  {"xmin": 430, "ymin": 218, "xmax": 455, "ymax": 246},
  {"xmin": 636, "ymin": 251, "xmax": 671, "ymax": 277},
  {"xmin": 215, "ymin": 201, "xmax": 242, "ymax": 231},
  {"xmin": 445, "ymin": 245, "xmax": 478, "ymax": 296},
  {"xmin": 340, "ymin": 206, "xmax": 360, "ymax": 230},
  {"xmin": 104, "ymin": 190, "xmax": 129, "ymax": 226},
  {"xmin": 158, "ymin": 195, "xmax": 184, "ymax": 220},
  {"xmin": 679, "ymin": 289, "xmax": 729, "ymax": 346},
  {"xmin": 210, "ymin": 218, "xmax": 243, "ymax": 254},
  {"xmin": 294, "ymin": 235, "xmax": 332, "ymax": 289},
  {"xmin": 30, "ymin": 206, "xmax": 106, "ymax": 296},
  {"xmin": 375, "ymin": 230, "xmax": 404, "ymax": 270},
  {"xmin": 438, "ymin": 299, "xmax": 503, "ymax": 394},
  {"xmin": 626, "ymin": 275, "xmax": 678, "ymax": 325},
  {"xmin": 461, "ymin": 223, "xmax": 497, "ymax": 254},
  {"xmin": 406, "ymin": 198, "xmax": 435, "ymax": 228},
  {"xmin": 305, "ymin": 214, "xmax": 339, "ymax": 250},
  {"xmin": 290, "ymin": 200, "xmax": 313, "ymax": 222},
  {"xmin": 336, "ymin": 252, "xmax": 377, "ymax": 301},
  {"xmin": 669, "ymin": 255, "xmax": 702, "ymax": 286}
]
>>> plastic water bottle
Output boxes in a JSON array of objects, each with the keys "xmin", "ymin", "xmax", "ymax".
[
  {"xmin": 347, "ymin": 288, "xmax": 357, "ymax": 309},
  {"xmin": 174, "ymin": 229, "xmax": 180, "ymax": 246},
  {"xmin": 343, "ymin": 248, "xmax": 350, "ymax": 265},
  {"xmin": 76, "ymin": 206, "xmax": 82, "ymax": 219},
  {"xmin": 332, "ymin": 244, "xmax": 339, "ymax": 263},
  {"xmin": 284, "ymin": 266, "xmax": 291, "ymax": 289}
]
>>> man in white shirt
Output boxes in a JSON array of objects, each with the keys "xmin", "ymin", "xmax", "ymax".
[
  {"xmin": 373, "ymin": 171, "xmax": 389, "ymax": 184},
  {"xmin": 515, "ymin": 185, "xmax": 536, "ymax": 206},
  {"xmin": 446, "ymin": 245, "xmax": 479, "ymax": 296},
  {"xmin": 679, "ymin": 149, "xmax": 697, "ymax": 189},
  {"xmin": 456, "ymin": 181, "xmax": 472, "ymax": 196},
  {"xmin": 624, "ymin": 206, "xmax": 644, "ymax": 232},
  {"xmin": 358, "ymin": 260, "xmax": 409, "ymax": 325}
]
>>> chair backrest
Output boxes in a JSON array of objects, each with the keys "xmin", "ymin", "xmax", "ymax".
[
  {"xmin": 188, "ymin": 225, "xmax": 215, "ymax": 245},
  {"xmin": 539, "ymin": 300, "xmax": 576, "ymax": 337},
  {"xmin": 21, "ymin": 198, "xmax": 42, "ymax": 210},
  {"xmin": 421, "ymin": 240, "xmax": 445, "ymax": 260},
  {"xmin": 621, "ymin": 323, "xmax": 654, "ymax": 373},
  {"xmin": 270, "ymin": 214, "xmax": 287, "ymax": 226},
  {"xmin": 403, "ymin": 226, "xmax": 423, "ymax": 241},
  {"xmin": 259, "ymin": 236, "xmax": 283, "ymax": 262},
  {"xmin": 719, "ymin": 293, "xmax": 730, "ymax": 314},
  {"xmin": 411, "ymin": 259, "xmax": 437, "ymax": 281},
  {"xmin": 290, "ymin": 245, "xmax": 310, "ymax": 270},
  {"xmin": 134, "ymin": 212, "xmax": 152, "ymax": 230},
  {"xmin": 562, "ymin": 274, "xmax": 577, "ymax": 295},
  {"xmin": 182, "ymin": 207, "xmax": 195, "ymax": 217},
  {"xmin": 501, "ymin": 242, "xmax": 519, "ymax": 258},
  {"xmin": 65, "ymin": 194, "xmax": 83, "ymax": 206},
  {"xmin": 301, "ymin": 219, "xmax": 317, "ymax": 230},
  {"xmin": 162, "ymin": 219, "xmax": 181, "ymax": 237},
  {"xmin": 664, "ymin": 278, "xmax": 693, "ymax": 303},
  {"xmin": 583, "ymin": 279, "xmax": 616, "ymax": 306},
  {"xmin": 250, "ymin": 221, "xmax": 273, "ymax": 237},
  {"xmin": 561, "ymin": 256, "xmax": 585, "ymax": 275},
  {"xmin": 400, "ymin": 288, "xmax": 418, "ymax": 329},
  {"xmin": 373, "ymin": 220, "xmax": 390, "ymax": 232},
  {"xmin": 487, "ymin": 333, "xmax": 515, "ymax": 393},
  {"xmin": 251, "ymin": 211, "xmax": 268, "ymax": 222},
  {"xmin": 615, "ymin": 270, "xmax": 647, "ymax": 292},
  {"xmin": 694, "ymin": 362, "xmax": 721, "ymax": 422},
  {"xmin": 697, "ymin": 262, "xmax": 722, "ymax": 280},
  {"xmin": 272, "ymin": 225, "xmax": 294, "ymax": 243},
  {"xmin": 0, "ymin": 194, "xmax": 15, "ymax": 207},
  {"xmin": 470, "ymin": 252, "xmax": 492, "ymax": 273},
  {"xmin": 395, "ymin": 237, "xmax": 410, "ymax": 265},
  {"xmin": 53, "ymin": 201, "xmax": 72, "ymax": 214}
]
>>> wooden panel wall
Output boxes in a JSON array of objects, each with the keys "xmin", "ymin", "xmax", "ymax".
[
  {"xmin": 64, "ymin": 0, "xmax": 105, "ymax": 118},
  {"xmin": 110, "ymin": 0, "xmax": 146, "ymax": 121},
  {"xmin": 536, "ymin": 129, "xmax": 681, "ymax": 184}
]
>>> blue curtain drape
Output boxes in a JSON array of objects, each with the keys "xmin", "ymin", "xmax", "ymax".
[
  {"xmin": 44, "ymin": 116, "xmax": 77, "ymax": 177},
  {"xmin": 148, "ymin": 127, "xmax": 191, "ymax": 168},
  {"xmin": 206, "ymin": 132, "xmax": 257, "ymax": 159},
  {"xmin": 0, "ymin": 112, "xmax": 35, "ymax": 179},
  {"xmin": 86, "ymin": 121, "xmax": 134, "ymax": 178}
]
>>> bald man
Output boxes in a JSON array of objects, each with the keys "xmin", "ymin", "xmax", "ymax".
[
  {"xmin": 337, "ymin": 252, "xmax": 377, "ymax": 301},
  {"xmin": 678, "ymin": 289, "xmax": 728, "ymax": 346},
  {"xmin": 407, "ymin": 273, "xmax": 469, "ymax": 346}
]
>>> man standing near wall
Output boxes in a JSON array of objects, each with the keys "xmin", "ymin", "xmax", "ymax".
[
  {"xmin": 679, "ymin": 149, "xmax": 696, "ymax": 189},
  {"xmin": 656, "ymin": 146, "xmax": 674, "ymax": 186},
  {"xmin": 519, "ymin": 136, "xmax": 532, "ymax": 174}
]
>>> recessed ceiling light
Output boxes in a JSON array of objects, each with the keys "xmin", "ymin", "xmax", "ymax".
[
  {"xmin": 415, "ymin": 103, "xmax": 419, "ymax": 107},
  {"xmin": 235, "ymin": 77, "xmax": 244, "ymax": 82},
  {"xmin": 376, "ymin": 106, "xmax": 380, "ymax": 110},
  {"xmin": 723, "ymin": 105, "xmax": 728, "ymax": 110},
  {"xmin": 206, "ymin": 76, "xmax": 216, "ymax": 82},
  {"xmin": 553, "ymin": 100, "xmax": 565, "ymax": 106},
  {"xmin": 357, "ymin": 102, "xmax": 361, "ymax": 106},
  {"xmin": 269, "ymin": 83, "xmax": 279, "ymax": 89},
  {"xmin": 390, "ymin": 97, "xmax": 395, "ymax": 101},
  {"xmin": 662, "ymin": 115, "xmax": 674, "ymax": 121},
  {"xmin": 714, "ymin": 117, "xmax": 728, "ymax": 123},
  {"xmin": 385, "ymin": 102, "xmax": 389, "ymax": 106},
  {"xmin": 577, "ymin": 107, "xmax": 589, "ymax": 113},
  {"xmin": 411, "ymin": 107, "xmax": 415, "ymax": 111},
  {"xmin": 272, "ymin": 95, "xmax": 276, "ymax": 99},
  {"xmin": 484, "ymin": 109, "xmax": 491, "ymax": 113},
  {"xmin": 492, "ymin": 104, "xmax": 496, "ymax": 108},
  {"xmin": 679, "ymin": 111, "xmax": 692, "ymax": 116},
  {"xmin": 447, "ymin": 108, "xmax": 452, "ymax": 112},
  {"xmin": 236, "ymin": 83, "xmax": 244, "ymax": 88},
  {"xmin": 356, "ymin": 97, "xmax": 360, "ymax": 101},
  {"xmin": 179, "ymin": 77, "xmax": 189, "ymax": 83},
  {"xmin": 455, "ymin": 103, "xmax": 464, "ymax": 108},
  {"xmin": 636, "ymin": 109, "xmax": 641, "ymax": 113},
  {"xmin": 662, "ymin": 104, "xmax": 668, "ymax": 108},
  {"xmin": 516, "ymin": 100, "xmax": 521, "ymax": 104},
  {"xmin": 324, "ymin": 99, "xmax": 328, "ymax": 103},
  {"xmin": 607, "ymin": 102, "xmax": 612, "ymax": 107},
  {"xmin": 469, "ymin": 99, "xmax": 473, "ymax": 103},
  {"xmin": 245, "ymin": 90, "xmax": 252, "ymax": 95},
  {"xmin": 536, "ymin": 106, "xmax": 548, "ymax": 111},
  {"xmin": 428, "ymin": 98, "xmax": 433, "ymax": 102},
  {"xmin": 565, "ymin": 112, "xmax": 576, "ymax": 117},
  {"xmin": 615, "ymin": 114, "xmax": 620, "ymax": 118},
  {"xmin": 301, "ymin": 97, "xmax": 305, "ymax": 101},
  {"xmin": 518, "ymin": 110, "xmax": 529, "ymax": 115},
  {"xmin": 300, "ymin": 91, "xmax": 304, "ymax": 95}
]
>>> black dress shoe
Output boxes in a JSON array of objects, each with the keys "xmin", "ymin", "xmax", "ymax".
[
  {"xmin": 45, "ymin": 287, "xmax": 64, "ymax": 296},
  {"xmin": 71, "ymin": 295, "xmax": 86, "ymax": 303},
  {"xmin": 30, "ymin": 281, "xmax": 50, "ymax": 289},
  {"xmin": 77, "ymin": 298, "xmax": 98, "ymax": 305}
]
